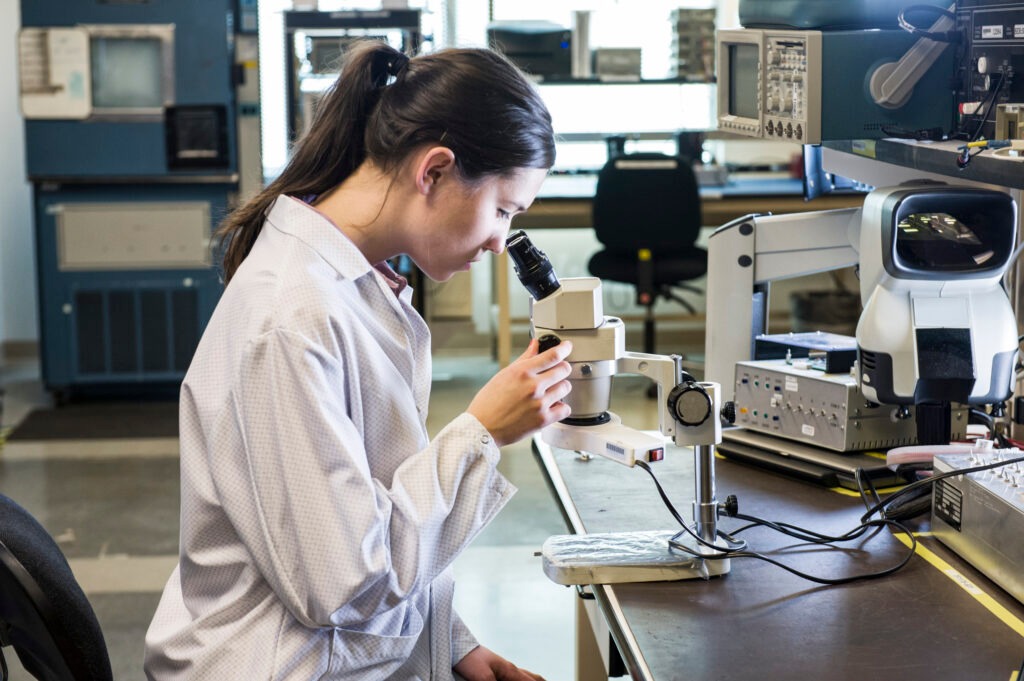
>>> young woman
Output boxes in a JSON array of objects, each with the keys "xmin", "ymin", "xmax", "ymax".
[{"xmin": 144, "ymin": 41, "xmax": 572, "ymax": 680}]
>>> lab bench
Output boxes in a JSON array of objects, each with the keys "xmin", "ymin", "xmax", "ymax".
[{"xmin": 533, "ymin": 435, "xmax": 1024, "ymax": 681}]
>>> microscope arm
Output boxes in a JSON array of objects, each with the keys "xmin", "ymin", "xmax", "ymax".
[
  {"xmin": 617, "ymin": 351, "xmax": 685, "ymax": 441},
  {"xmin": 704, "ymin": 206, "xmax": 863, "ymax": 403}
]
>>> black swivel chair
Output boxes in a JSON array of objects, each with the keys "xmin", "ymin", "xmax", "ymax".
[
  {"xmin": 0, "ymin": 494, "xmax": 113, "ymax": 681},
  {"xmin": 588, "ymin": 152, "xmax": 707, "ymax": 356}
]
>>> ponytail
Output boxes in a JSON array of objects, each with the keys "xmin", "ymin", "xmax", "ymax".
[
  {"xmin": 217, "ymin": 41, "xmax": 406, "ymax": 282},
  {"xmin": 217, "ymin": 40, "xmax": 555, "ymax": 283}
]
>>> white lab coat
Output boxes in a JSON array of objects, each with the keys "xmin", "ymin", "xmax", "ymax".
[{"xmin": 145, "ymin": 196, "xmax": 515, "ymax": 679}]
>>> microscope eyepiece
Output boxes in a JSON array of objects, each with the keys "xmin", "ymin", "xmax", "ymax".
[{"xmin": 506, "ymin": 230, "xmax": 561, "ymax": 301}]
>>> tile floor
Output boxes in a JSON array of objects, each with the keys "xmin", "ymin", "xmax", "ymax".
[{"xmin": 0, "ymin": 350, "xmax": 679, "ymax": 681}]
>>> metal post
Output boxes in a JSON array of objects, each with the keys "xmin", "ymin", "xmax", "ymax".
[{"xmin": 693, "ymin": 444, "xmax": 718, "ymax": 546}]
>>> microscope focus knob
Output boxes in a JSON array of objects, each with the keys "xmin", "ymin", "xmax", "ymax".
[
  {"xmin": 536, "ymin": 334, "xmax": 562, "ymax": 353},
  {"xmin": 721, "ymin": 401, "xmax": 737, "ymax": 425},
  {"xmin": 667, "ymin": 382, "xmax": 713, "ymax": 427}
]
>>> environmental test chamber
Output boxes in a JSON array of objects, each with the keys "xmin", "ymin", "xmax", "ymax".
[{"xmin": 18, "ymin": 0, "xmax": 261, "ymax": 399}]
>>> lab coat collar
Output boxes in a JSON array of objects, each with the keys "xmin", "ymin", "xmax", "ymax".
[
  {"xmin": 265, "ymin": 194, "xmax": 374, "ymax": 283},
  {"xmin": 264, "ymin": 195, "xmax": 417, "ymax": 308}
]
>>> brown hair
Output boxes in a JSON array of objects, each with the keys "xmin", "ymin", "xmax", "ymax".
[{"xmin": 217, "ymin": 40, "xmax": 556, "ymax": 282}]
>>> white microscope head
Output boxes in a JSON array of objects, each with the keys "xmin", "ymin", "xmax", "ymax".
[
  {"xmin": 856, "ymin": 183, "xmax": 1018, "ymax": 406},
  {"xmin": 858, "ymin": 183, "xmax": 1016, "ymax": 301}
]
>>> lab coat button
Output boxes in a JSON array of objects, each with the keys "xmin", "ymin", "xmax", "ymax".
[{"xmin": 481, "ymin": 435, "xmax": 491, "ymax": 445}]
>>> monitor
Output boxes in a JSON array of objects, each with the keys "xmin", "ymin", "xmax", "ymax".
[
  {"xmin": 716, "ymin": 29, "xmax": 763, "ymax": 137},
  {"xmin": 86, "ymin": 24, "xmax": 175, "ymax": 117},
  {"xmin": 727, "ymin": 43, "xmax": 759, "ymax": 119}
]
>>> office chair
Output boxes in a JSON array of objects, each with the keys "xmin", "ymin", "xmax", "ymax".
[
  {"xmin": 588, "ymin": 152, "xmax": 707, "ymax": 356},
  {"xmin": 0, "ymin": 494, "xmax": 112, "ymax": 681}
]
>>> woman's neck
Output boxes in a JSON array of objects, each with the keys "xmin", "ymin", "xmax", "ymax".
[{"xmin": 313, "ymin": 162, "xmax": 405, "ymax": 264}]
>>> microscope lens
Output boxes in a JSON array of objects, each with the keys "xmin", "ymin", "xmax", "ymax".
[{"xmin": 506, "ymin": 230, "xmax": 561, "ymax": 300}]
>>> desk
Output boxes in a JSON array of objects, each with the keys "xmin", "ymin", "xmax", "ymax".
[
  {"xmin": 496, "ymin": 176, "xmax": 864, "ymax": 365},
  {"xmin": 534, "ymin": 436, "xmax": 1024, "ymax": 680}
]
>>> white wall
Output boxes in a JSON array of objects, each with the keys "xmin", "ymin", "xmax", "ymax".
[{"xmin": 0, "ymin": 0, "xmax": 38, "ymax": 345}]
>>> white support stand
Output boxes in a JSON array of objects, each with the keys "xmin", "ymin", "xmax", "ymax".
[{"xmin": 704, "ymin": 207, "xmax": 862, "ymax": 403}]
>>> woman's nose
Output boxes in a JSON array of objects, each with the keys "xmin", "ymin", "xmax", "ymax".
[{"xmin": 486, "ymin": 233, "xmax": 506, "ymax": 254}]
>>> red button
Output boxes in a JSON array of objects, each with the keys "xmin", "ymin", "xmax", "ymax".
[{"xmin": 647, "ymin": 448, "xmax": 664, "ymax": 462}]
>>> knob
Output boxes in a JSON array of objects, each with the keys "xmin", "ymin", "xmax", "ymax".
[
  {"xmin": 719, "ymin": 494, "xmax": 739, "ymax": 517},
  {"xmin": 721, "ymin": 401, "xmax": 737, "ymax": 424},
  {"xmin": 668, "ymin": 382, "xmax": 713, "ymax": 427},
  {"xmin": 537, "ymin": 334, "xmax": 561, "ymax": 353}
]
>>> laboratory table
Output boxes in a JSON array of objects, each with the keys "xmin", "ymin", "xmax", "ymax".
[{"xmin": 533, "ymin": 435, "xmax": 1024, "ymax": 680}]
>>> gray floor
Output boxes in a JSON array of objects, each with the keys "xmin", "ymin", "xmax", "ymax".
[{"xmin": 0, "ymin": 347, "xmax": 688, "ymax": 681}]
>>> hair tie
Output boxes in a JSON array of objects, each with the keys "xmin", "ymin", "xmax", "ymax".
[{"xmin": 386, "ymin": 54, "xmax": 410, "ymax": 79}]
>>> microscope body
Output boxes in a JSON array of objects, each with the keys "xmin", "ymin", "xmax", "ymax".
[
  {"xmin": 506, "ymin": 230, "xmax": 729, "ymax": 577},
  {"xmin": 530, "ymin": 276, "xmax": 721, "ymax": 465},
  {"xmin": 855, "ymin": 185, "xmax": 1018, "ymax": 408}
]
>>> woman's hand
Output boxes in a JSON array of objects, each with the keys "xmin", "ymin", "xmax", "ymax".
[
  {"xmin": 453, "ymin": 645, "xmax": 546, "ymax": 681},
  {"xmin": 467, "ymin": 338, "xmax": 572, "ymax": 447}
]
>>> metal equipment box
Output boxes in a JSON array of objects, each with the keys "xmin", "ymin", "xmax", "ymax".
[
  {"xmin": 932, "ymin": 451, "xmax": 1024, "ymax": 605},
  {"xmin": 734, "ymin": 359, "xmax": 966, "ymax": 451}
]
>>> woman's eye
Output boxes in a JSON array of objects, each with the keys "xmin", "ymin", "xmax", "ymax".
[{"xmin": 498, "ymin": 209, "xmax": 512, "ymax": 220}]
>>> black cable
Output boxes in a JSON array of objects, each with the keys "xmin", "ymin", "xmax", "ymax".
[
  {"xmin": 897, "ymin": 4, "xmax": 959, "ymax": 43},
  {"xmin": 634, "ymin": 460, "xmax": 919, "ymax": 586},
  {"xmin": 879, "ymin": 125, "xmax": 946, "ymax": 141},
  {"xmin": 969, "ymin": 407, "xmax": 996, "ymax": 439},
  {"xmin": 952, "ymin": 71, "xmax": 1006, "ymax": 145},
  {"xmin": 970, "ymin": 405, "xmax": 1011, "ymax": 448},
  {"xmin": 969, "ymin": 72, "xmax": 1006, "ymax": 143},
  {"xmin": 730, "ymin": 511, "xmax": 879, "ymax": 544},
  {"xmin": 666, "ymin": 517, "xmax": 917, "ymax": 586},
  {"xmin": 854, "ymin": 467, "xmax": 883, "ymax": 514},
  {"xmin": 878, "ymin": 484, "xmax": 934, "ymax": 521},
  {"xmin": 860, "ymin": 454, "xmax": 1024, "ymax": 524}
]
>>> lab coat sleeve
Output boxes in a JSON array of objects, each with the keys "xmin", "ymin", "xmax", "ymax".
[
  {"xmin": 209, "ymin": 328, "xmax": 515, "ymax": 629},
  {"xmin": 450, "ymin": 608, "xmax": 480, "ymax": 667}
]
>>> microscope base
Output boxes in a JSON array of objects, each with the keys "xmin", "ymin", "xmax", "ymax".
[
  {"xmin": 542, "ymin": 415, "xmax": 667, "ymax": 467},
  {"xmin": 541, "ymin": 530, "xmax": 731, "ymax": 585}
]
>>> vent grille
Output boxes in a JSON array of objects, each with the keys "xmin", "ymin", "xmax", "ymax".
[
  {"xmin": 860, "ymin": 350, "xmax": 876, "ymax": 372},
  {"xmin": 73, "ymin": 287, "xmax": 200, "ymax": 379}
]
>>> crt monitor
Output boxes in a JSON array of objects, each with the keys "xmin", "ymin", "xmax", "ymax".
[
  {"xmin": 727, "ymin": 43, "xmax": 759, "ymax": 119},
  {"xmin": 716, "ymin": 29, "xmax": 762, "ymax": 137},
  {"xmin": 88, "ymin": 24, "xmax": 175, "ymax": 116}
]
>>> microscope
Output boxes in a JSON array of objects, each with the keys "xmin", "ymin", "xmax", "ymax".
[
  {"xmin": 706, "ymin": 183, "xmax": 1019, "ymax": 454},
  {"xmin": 855, "ymin": 185, "xmax": 1018, "ymax": 441},
  {"xmin": 506, "ymin": 230, "xmax": 731, "ymax": 581}
]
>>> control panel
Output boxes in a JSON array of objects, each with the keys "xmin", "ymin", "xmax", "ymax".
[
  {"xmin": 762, "ymin": 34, "xmax": 816, "ymax": 142},
  {"xmin": 955, "ymin": 2, "xmax": 1024, "ymax": 139},
  {"xmin": 734, "ymin": 359, "xmax": 966, "ymax": 452}
]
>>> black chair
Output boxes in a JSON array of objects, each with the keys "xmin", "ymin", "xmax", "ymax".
[
  {"xmin": 588, "ymin": 152, "xmax": 707, "ymax": 356},
  {"xmin": 0, "ymin": 494, "xmax": 112, "ymax": 681}
]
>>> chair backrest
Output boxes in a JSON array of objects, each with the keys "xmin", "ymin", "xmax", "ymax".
[
  {"xmin": 592, "ymin": 152, "xmax": 702, "ymax": 253},
  {"xmin": 0, "ymin": 494, "xmax": 112, "ymax": 681}
]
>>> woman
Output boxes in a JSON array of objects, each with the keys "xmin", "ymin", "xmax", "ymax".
[{"xmin": 144, "ymin": 41, "xmax": 572, "ymax": 680}]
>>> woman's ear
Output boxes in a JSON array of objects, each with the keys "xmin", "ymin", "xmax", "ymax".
[{"xmin": 414, "ymin": 146, "xmax": 457, "ymax": 196}]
